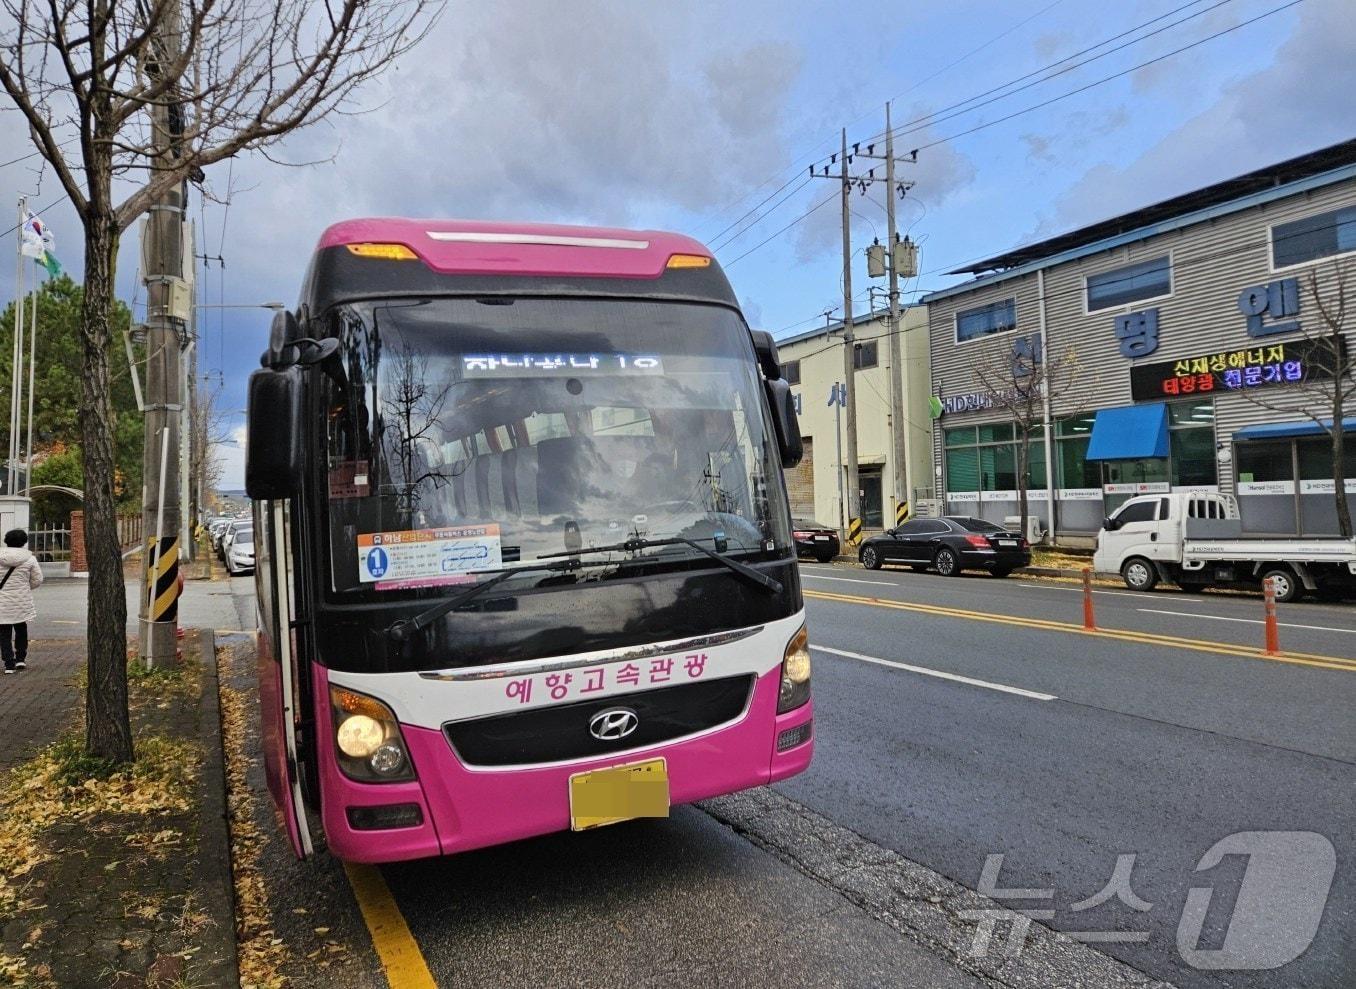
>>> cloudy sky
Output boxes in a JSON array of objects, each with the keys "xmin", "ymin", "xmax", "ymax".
[{"xmin": 2, "ymin": 0, "xmax": 1353, "ymax": 488}]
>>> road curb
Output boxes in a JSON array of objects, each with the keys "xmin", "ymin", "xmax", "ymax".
[{"xmin": 193, "ymin": 627, "xmax": 243, "ymax": 987}]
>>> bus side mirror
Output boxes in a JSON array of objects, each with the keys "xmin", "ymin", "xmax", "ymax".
[
  {"xmin": 750, "ymin": 330, "xmax": 781, "ymax": 381},
  {"xmin": 764, "ymin": 378, "xmax": 803, "ymax": 468},
  {"xmin": 245, "ymin": 367, "xmax": 304, "ymax": 500}
]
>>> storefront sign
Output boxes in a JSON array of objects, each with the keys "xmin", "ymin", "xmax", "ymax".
[
  {"xmin": 1238, "ymin": 278, "xmax": 1300, "ymax": 337},
  {"xmin": 1114, "ymin": 309, "xmax": 1160, "ymax": 358},
  {"xmin": 979, "ymin": 490, "xmax": 1017, "ymax": 502},
  {"xmin": 1237, "ymin": 480, "xmax": 1295, "ymax": 495},
  {"xmin": 1299, "ymin": 478, "xmax": 1356, "ymax": 494},
  {"xmin": 1058, "ymin": 488, "xmax": 1104, "ymax": 501},
  {"xmin": 1103, "ymin": 482, "xmax": 1170, "ymax": 495},
  {"xmin": 945, "ymin": 491, "xmax": 979, "ymax": 502},
  {"xmin": 1128, "ymin": 336, "xmax": 1345, "ymax": 402}
]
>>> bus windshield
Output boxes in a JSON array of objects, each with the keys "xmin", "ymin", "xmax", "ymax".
[{"xmin": 322, "ymin": 296, "xmax": 791, "ymax": 598}]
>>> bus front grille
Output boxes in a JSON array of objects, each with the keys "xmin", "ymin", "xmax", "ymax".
[{"xmin": 442, "ymin": 675, "xmax": 756, "ymax": 767}]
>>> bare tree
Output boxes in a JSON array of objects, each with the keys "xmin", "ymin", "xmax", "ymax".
[
  {"xmin": 1234, "ymin": 261, "xmax": 1355, "ymax": 539},
  {"xmin": 190, "ymin": 379, "xmax": 229, "ymax": 509},
  {"xmin": 970, "ymin": 339, "xmax": 1087, "ymax": 543},
  {"xmin": 0, "ymin": 0, "xmax": 441, "ymax": 762},
  {"xmin": 377, "ymin": 346, "xmax": 455, "ymax": 520}
]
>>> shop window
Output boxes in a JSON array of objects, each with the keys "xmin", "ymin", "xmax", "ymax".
[
  {"xmin": 1297, "ymin": 435, "xmax": 1356, "ymax": 479},
  {"xmin": 944, "ymin": 426, "xmax": 977, "ymax": 447},
  {"xmin": 1104, "ymin": 458, "xmax": 1170, "ymax": 486},
  {"xmin": 978, "ymin": 422, "xmax": 1014, "ymax": 443},
  {"xmin": 1170, "ymin": 428, "xmax": 1217, "ymax": 486},
  {"xmin": 1271, "ymin": 205, "xmax": 1356, "ymax": 269},
  {"xmin": 1169, "ymin": 400, "xmax": 1214, "ymax": 427},
  {"xmin": 782, "ymin": 360, "xmax": 801, "ymax": 385},
  {"xmin": 1057, "ymin": 435, "xmax": 1099, "ymax": 488},
  {"xmin": 1057, "ymin": 415, "xmax": 1095, "ymax": 437},
  {"xmin": 945, "ymin": 447, "xmax": 979, "ymax": 492},
  {"xmin": 1236, "ymin": 440, "xmax": 1293, "ymax": 483},
  {"xmin": 980, "ymin": 445, "xmax": 1017, "ymax": 490},
  {"xmin": 956, "ymin": 298, "xmax": 1016, "ymax": 343},
  {"xmin": 1086, "ymin": 256, "xmax": 1171, "ymax": 311}
]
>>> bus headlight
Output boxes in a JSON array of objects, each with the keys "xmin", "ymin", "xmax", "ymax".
[
  {"xmin": 329, "ymin": 686, "xmax": 416, "ymax": 782},
  {"xmin": 777, "ymin": 624, "xmax": 811, "ymax": 714}
]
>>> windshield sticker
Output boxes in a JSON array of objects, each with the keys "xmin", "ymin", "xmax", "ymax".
[
  {"xmin": 358, "ymin": 525, "xmax": 502, "ymax": 591},
  {"xmin": 328, "ymin": 460, "xmax": 372, "ymax": 499},
  {"xmin": 461, "ymin": 353, "xmax": 663, "ymax": 377}
]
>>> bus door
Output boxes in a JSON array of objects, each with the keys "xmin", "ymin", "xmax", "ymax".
[{"xmin": 256, "ymin": 498, "xmax": 314, "ymax": 859}]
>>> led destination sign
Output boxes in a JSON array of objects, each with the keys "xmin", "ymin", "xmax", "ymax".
[{"xmin": 1128, "ymin": 336, "xmax": 1345, "ymax": 402}]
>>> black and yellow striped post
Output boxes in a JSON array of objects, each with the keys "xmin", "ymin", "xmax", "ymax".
[
  {"xmin": 846, "ymin": 516, "xmax": 863, "ymax": 546},
  {"xmin": 895, "ymin": 501, "xmax": 911, "ymax": 526},
  {"xmin": 146, "ymin": 536, "xmax": 180, "ymax": 624}
]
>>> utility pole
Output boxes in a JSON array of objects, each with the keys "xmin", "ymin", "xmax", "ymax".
[
  {"xmin": 139, "ymin": 2, "xmax": 188, "ymax": 667},
  {"xmin": 859, "ymin": 106, "xmax": 918, "ymax": 527}
]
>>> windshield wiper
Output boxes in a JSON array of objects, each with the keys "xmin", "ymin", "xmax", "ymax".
[
  {"xmin": 385, "ymin": 559, "xmax": 585, "ymax": 642},
  {"xmin": 539, "ymin": 535, "xmax": 783, "ymax": 596}
]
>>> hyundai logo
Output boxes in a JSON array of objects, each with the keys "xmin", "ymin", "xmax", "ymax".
[{"xmin": 589, "ymin": 707, "xmax": 639, "ymax": 741}]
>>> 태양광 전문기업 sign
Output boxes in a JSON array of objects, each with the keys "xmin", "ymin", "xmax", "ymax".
[{"xmin": 1128, "ymin": 336, "xmax": 1346, "ymax": 402}]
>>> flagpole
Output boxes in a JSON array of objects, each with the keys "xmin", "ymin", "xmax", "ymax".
[
  {"xmin": 25, "ymin": 282, "xmax": 37, "ymax": 493},
  {"xmin": 10, "ymin": 197, "xmax": 25, "ymax": 497}
]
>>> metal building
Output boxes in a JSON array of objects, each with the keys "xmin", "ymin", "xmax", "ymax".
[{"xmin": 922, "ymin": 140, "xmax": 1356, "ymax": 545}]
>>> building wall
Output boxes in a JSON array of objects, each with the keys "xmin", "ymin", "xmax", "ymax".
[
  {"xmin": 925, "ymin": 172, "xmax": 1356, "ymax": 539},
  {"xmin": 778, "ymin": 306, "xmax": 931, "ymax": 533}
]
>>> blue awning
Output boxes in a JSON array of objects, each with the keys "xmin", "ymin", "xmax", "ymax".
[
  {"xmin": 1234, "ymin": 418, "xmax": 1356, "ymax": 441},
  {"xmin": 1085, "ymin": 403, "xmax": 1170, "ymax": 461}
]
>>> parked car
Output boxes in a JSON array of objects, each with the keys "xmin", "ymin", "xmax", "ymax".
[
  {"xmin": 859, "ymin": 516, "xmax": 1030, "ymax": 577},
  {"xmin": 792, "ymin": 518, "xmax": 840, "ymax": 562},
  {"xmin": 218, "ymin": 520, "xmax": 244, "ymax": 561},
  {"xmin": 225, "ymin": 525, "xmax": 255, "ymax": 575},
  {"xmin": 1093, "ymin": 491, "xmax": 1356, "ymax": 602},
  {"xmin": 210, "ymin": 518, "xmax": 233, "ymax": 553}
]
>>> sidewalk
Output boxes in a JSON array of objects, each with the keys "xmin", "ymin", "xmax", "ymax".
[
  {"xmin": 0, "ymin": 632, "xmax": 238, "ymax": 987},
  {"xmin": 0, "ymin": 639, "xmax": 85, "ymax": 774}
]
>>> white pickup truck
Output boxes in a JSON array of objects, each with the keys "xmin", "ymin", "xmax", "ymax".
[{"xmin": 1092, "ymin": 491, "xmax": 1356, "ymax": 602}]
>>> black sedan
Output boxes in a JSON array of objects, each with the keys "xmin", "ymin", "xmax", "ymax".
[
  {"xmin": 792, "ymin": 518, "xmax": 840, "ymax": 563},
  {"xmin": 858, "ymin": 516, "xmax": 1029, "ymax": 577}
]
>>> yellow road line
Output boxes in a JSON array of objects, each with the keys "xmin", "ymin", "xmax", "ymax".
[
  {"xmin": 803, "ymin": 588, "xmax": 1356, "ymax": 672},
  {"xmin": 344, "ymin": 862, "xmax": 438, "ymax": 989}
]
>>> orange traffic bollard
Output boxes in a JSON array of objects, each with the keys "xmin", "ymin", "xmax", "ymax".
[
  {"xmin": 1263, "ymin": 577, "xmax": 1280, "ymax": 655},
  {"xmin": 1082, "ymin": 567, "xmax": 1096, "ymax": 630}
]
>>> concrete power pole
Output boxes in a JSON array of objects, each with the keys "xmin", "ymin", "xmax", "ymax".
[
  {"xmin": 838, "ymin": 129, "xmax": 861, "ymax": 547},
  {"xmin": 139, "ymin": 2, "xmax": 188, "ymax": 667},
  {"xmin": 860, "ymin": 109, "xmax": 917, "ymax": 527},
  {"xmin": 884, "ymin": 105, "xmax": 908, "ymax": 524}
]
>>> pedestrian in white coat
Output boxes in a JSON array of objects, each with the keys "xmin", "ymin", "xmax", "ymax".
[{"xmin": 0, "ymin": 529, "xmax": 43, "ymax": 673}]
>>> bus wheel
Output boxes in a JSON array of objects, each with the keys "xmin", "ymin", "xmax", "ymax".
[
  {"xmin": 1121, "ymin": 557, "xmax": 1158, "ymax": 591},
  {"xmin": 1260, "ymin": 567, "xmax": 1300, "ymax": 603}
]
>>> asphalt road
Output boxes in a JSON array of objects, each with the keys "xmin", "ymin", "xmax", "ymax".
[
  {"xmin": 222, "ymin": 565, "xmax": 1354, "ymax": 988},
  {"xmin": 790, "ymin": 561, "xmax": 1355, "ymax": 989}
]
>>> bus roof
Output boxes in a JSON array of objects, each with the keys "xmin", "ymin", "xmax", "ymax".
[{"xmin": 315, "ymin": 218, "xmax": 714, "ymax": 280}]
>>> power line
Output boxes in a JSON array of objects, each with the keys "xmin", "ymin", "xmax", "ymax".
[
  {"xmin": 814, "ymin": 0, "xmax": 1233, "ymax": 168},
  {"xmin": 708, "ymin": 0, "xmax": 1227, "ymax": 249},
  {"xmin": 721, "ymin": 0, "xmax": 1303, "ymax": 272},
  {"xmin": 0, "ymin": 195, "xmax": 69, "ymax": 240},
  {"xmin": 910, "ymin": 0, "xmax": 1305, "ymax": 155},
  {"xmin": 720, "ymin": 190, "xmax": 839, "ymax": 268}
]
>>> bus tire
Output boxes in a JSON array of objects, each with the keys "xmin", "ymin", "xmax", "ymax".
[
  {"xmin": 1121, "ymin": 557, "xmax": 1158, "ymax": 592},
  {"xmin": 1260, "ymin": 567, "xmax": 1301, "ymax": 603}
]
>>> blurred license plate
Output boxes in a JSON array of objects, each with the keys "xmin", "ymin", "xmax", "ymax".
[
  {"xmin": 998, "ymin": 539, "xmax": 1017, "ymax": 547},
  {"xmin": 569, "ymin": 758, "xmax": 669, "ymax": 831},
  {"xmin": 814, "ymin": 535, "xmax": 831, "ymax": 541}
]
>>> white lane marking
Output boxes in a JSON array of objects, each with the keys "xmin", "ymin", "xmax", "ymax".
[
  {"xmin": 1010, "ymin": 582, "xmax": 1161, "ymax": 601},
  {"xmin": 811, "ymin": 644, "xmax": 1057, "ymax": 701},
  {"xmin": 1137, "ymin": 608, "xmax": 1356, "ymax": 635},
  {"xmin": 801, "ymin": 574, "xmax": 893, "ymax": 585}
]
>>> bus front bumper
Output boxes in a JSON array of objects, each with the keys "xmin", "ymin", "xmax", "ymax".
[{"xmin": 316, "ymin": 666, "xmax": 812, "ymax": 863}]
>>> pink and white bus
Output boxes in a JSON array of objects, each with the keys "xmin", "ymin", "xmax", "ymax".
[{"xmin": 245, "ymin": 219, "xmax": 813, "ymax": 863}]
